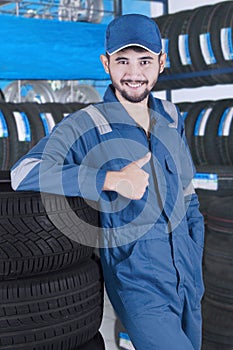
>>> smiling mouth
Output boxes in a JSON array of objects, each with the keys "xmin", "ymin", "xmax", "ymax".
[{"xmin": 121, "ymin": 81, "xmax": 147, "ymax": 88}]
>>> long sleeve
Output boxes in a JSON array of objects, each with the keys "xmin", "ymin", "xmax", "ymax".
[
  {"xmin": 184, "ymin": 192, "xmax": 204, "ymax": 247},
  {"xmin": 11, "ymin": 110, "xmax": 107, "ymax": 201}
]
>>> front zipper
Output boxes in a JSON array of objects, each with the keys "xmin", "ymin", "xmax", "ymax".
[{"xmin": 139, "ymin": 124, "xmax": 169, "ymax": 223}]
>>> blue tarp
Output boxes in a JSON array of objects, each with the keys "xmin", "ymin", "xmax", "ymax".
[{"xmin": 0, "ymin": 14, "xmax": 109, "ymax": 80}]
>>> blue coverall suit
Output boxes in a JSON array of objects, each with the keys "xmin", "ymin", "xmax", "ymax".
[{"xmin": 11, "ymin": 85, "xmax": 204, "ymax": 350}]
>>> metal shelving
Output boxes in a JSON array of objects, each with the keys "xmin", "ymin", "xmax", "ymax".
[
  {"xmin": 113, "ymin": 0, "xmax": 168, "ymax": 17},
  {"xmin": 0, "ymin": 0, "xmax": 106, "ymax": 22},
  {"xmin": 158, "ymin": 66, "xmax": 233, "ymax": 83}
]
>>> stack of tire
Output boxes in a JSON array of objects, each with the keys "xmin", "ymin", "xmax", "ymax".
[
  {"xmin": 0, "ymin": 102, "xmax": 86, "ymax": 170},
  {"xmin": 0, "ymin": 98, "xmax": 105, "ymax": 349},
  {"xmin": 177, "ymin": 98, "xmax": 233, "ymax": 167},
  {"xmin": 202, "ymin": 197, "xmax": 233, "ymax": 349},
  {"xmin": 0, "ymin": 171, "xmax": 105, "ymax": 350},
  {"xmin": 154, "ymin": 1, "xmax": 233, "ymax": 90},
  {"xmin": 177, "ymin": 98, "xmax": 233, "ymax": 216},
  {"xmin": 177, "ymin": 98, "xmax": 233, "ymax": 349}
]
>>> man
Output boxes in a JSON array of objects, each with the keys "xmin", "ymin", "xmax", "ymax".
[{"xmin": 11, "ymin": 14, "xmax": 204, "ymax": 350}]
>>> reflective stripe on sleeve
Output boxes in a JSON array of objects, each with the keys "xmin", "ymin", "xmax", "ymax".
[
  {"xmin": 11, "ymin": 158, "xmax": 42, "ymax": 190},
  {"xmin": 161, "ymin": 100, "xmax": 179, "ymax": 129},
  {"xmin": 83, "ymin": 105, "xmax": 112, "ymax": 135}
]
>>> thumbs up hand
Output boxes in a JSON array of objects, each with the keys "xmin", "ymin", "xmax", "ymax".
[{"xmin": 103, "ymin": 152, "xmax": 151, "ymax": 200}]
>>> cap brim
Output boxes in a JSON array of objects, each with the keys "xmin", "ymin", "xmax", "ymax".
[{"xmin": 107, "ymin": 43, "xmax": 162, "ymax": 56}]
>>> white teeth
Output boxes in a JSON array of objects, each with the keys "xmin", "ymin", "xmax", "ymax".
[{"xmin": 127, "ymin": 82, "xmax": 143, "ymax": 88}]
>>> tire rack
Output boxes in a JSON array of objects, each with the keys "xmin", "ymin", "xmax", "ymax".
[{"xmin": 153, "ymin": 1, "xmax": 233, "ymax": 95}]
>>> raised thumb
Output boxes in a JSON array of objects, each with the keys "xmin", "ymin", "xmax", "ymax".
[{"xmin": 134, "ymin": 152, "xmax": 151, "ymax": 168}]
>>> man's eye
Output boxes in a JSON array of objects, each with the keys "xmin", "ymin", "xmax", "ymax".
[
  {"xmin": 141, "ymin": 61, "xmax": 150, "ymax": 65},
  {"xmin": 118, "ymin": 61, "xmax": 128, "ymax": 64}
]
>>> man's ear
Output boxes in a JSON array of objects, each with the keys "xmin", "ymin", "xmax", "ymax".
[
  {"xmin": 100, "ymin": 54, "xmax": 109, "ymax": 74},
  {"xmin": 159, "ymin": 52, "xmax": 166, "ymax": 74}
]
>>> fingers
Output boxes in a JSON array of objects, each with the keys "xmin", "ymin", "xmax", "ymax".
[
  {"xmin": 106, "ymin": 152, "xmax": 151, "ymax": 200},
  {"xmin": 134, "ymin": 152, "xmax": 151, "ymax": 168},
  {"xmin": 115, "ymin": 176, "xmax": 149, "ymax": 200},
  {"xmin": 143, "ymin": 171, "xmax": 149, "ymax": 181}
]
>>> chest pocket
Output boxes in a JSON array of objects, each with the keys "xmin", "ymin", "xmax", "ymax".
[
  {"xmin": 162, "ymin": 153, "xmax": 186, "ymax": 227},
  {"xmin": 165, "ymin": 154, "xmax": 179, "ymax": 174},
  {"xmin": 163, "ymin": 154, "xmax": 182, "ymax": 206}
]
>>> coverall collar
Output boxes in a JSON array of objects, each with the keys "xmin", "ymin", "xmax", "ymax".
[{"xmin": 102, "ymin": 85, "xmax": 174, "ymax": 128}]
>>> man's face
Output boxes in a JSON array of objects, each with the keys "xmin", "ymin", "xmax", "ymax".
[{"xmin": 101, "ymin": 48, "xmax": 166, "ymax": 104}]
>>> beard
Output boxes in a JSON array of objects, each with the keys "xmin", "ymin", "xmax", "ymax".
[
  {"xmin": 120, "ymin": 85, "xmax": 151, "ymax": 103},
  {"xmin": 110, "ymin": 75, "xmax": 159, "ymax": 104}
]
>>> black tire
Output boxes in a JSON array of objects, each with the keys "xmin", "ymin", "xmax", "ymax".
[
  {"xmin": 177, "ymin": 101, "xmax": 200, "ymax": 163},
  {"xmin": 63, "ymin": 102, "xmax": 88, "ymax": 114},
  {"xmin": 0, "ymin": 172, "xmax": 98, "ymax": 279},
  {"xmin": 154, "ymin": 13, "xmax": 182, "ymax": 91},
  {"xmin": 169, "ymin": 9, "xmax": 204, "ymax": 89},
  {"xmin": 44, "ymin": 103, "xmax": 86, "ymax": 120},
  {"xmin": 0, "ymin": 103, "xmax": 31, "ymax": 169},
  {"xmin": 180, "ymin": 100, "xmax": 214, "ymax": 165},
  {"xmin": 204, "ymin": 196, "xmax": 233, "ymax": 298},
  {"xmin": 202, "ymin": 296, "xmax": 233, "ymax": 350},
  {"xmin": 209, "ymin": 2, "xmax": 233, "ymax": 84},
  {"xmin": 203, "ymin": 99, "xmax": 233, "ymax": 165},
  {"xmin": 79, "ymin": 331, "xmax": 105, "ymax": 350},
  {"xmin": 0, "ymin": 105, "xmax": 10, "ymax": 170},
  {"xmin": 51, "ymin": 102, "xmax": 70, "ymax": 119},
  {"xmin": 217, "ymin": 100, "xmax": 233, "ymax": 165},
  {"xmin": 13, "ymin": 102, "xmax": 46, "ymax": 144},
  {"xmin": 155, "ymin": 9, "xmax": 210, "ymax": 90},
  {"xmin": 178, "ymin": 99, "xmax": 233, "ymax": 166},
  {"xmin": 227, "ymin": 106, "xmax": 233, "ymax": 164},
  {"xmin": 188, "ymin": 5, "xmax": 219, "ymax": 85},
  {"xmin": 175, "ymin": 8, "xmax": 204, "ymax": 86},
  {"xmin": 202, "ymin": 197, "xmax": 233, "ymax": 349},
  {"xmin": 196, "ymin": 193, "xmax": 218, "ymax": 221},
  {"xmin": 154, "ymin": 14, "xmax": 177, "ymax": 87},
  {"xmin": 192, "ymin": 101, "xmax": 216, "ymax": 165},
  {"xmin": 37, "ymin": 102, "xmax": 64, "ymax": 126},
  {"xmin": 176, "ymin": 102, "xmax": 192, "ymax": 117},
  {"xmin": 0, "ymin": 170, "xmax": 12, "ymax": 192},
  {"xmin": 204, "ymin": 223, "xmax": 233, "ymax": 302},
  {"xmin": 0, "ymin": 259, "xmax": 104, "ymax": 350}
]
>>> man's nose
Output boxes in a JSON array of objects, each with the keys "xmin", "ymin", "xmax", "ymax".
[{"xmin": 126, "ymin": 64, "xmax": 141, "ymax": 78}]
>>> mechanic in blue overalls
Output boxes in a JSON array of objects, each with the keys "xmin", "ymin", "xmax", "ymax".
[{"xmin": 11, "ymin": 14, "xmax": 204, "ymax": 350}]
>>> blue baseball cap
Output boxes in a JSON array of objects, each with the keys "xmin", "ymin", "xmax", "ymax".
[{"xmin": 105, "ymin": 14, "xmax": 162, "ymax": 55}]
